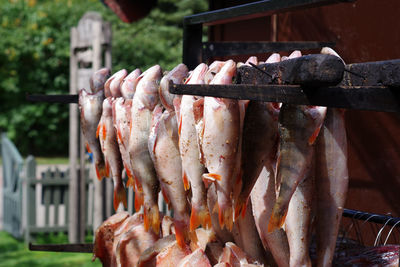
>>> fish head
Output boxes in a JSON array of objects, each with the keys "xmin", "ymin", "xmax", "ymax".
[
  {"xmin": 205, "ymin": 60, "xmax": 225, "ymax": 84},
  {"xmin": 159, "ymin": 64, "xmax": 188, "ymax": 111},
  {"xmin": 109, "ymin": 69, "xmax": 127, "ymax": 98},
  {"xmin": 90, "ymin": 68, "xmax": 111, "ymax": 93},
  {"xmin": 186, "ymin": 63, "xmax": 208, "ymax": 85},
  {"xmin": 121, "ymin": 68, "xmax": 141, "ymax": 99},
  {"xmin": 210, "ymin": 60, "xmax": 236, "ymax": 85}
]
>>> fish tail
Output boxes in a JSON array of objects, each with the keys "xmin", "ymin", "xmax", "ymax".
[
  {"xmin": 267, "ymin": 207, "xmax": 287, "ymax": 232},
  {"xmin": 190, "ymin": 203, "xmax": 212, "ymax": 231},
  {"xmin": 182, "ymin": 171, "xmax": 190, "ymax": 191},
  {"xmin": 95, "ymin": 162, "xmax": 107, "ymax": 181},
  {"xmin": 126, "ymin": 176, "xmax": 135, "ymax": 188},
  {"xmin": 134, "ymin": 189, "xmax": 144, "ymax": 212},
  {"xmin": 144, "ymin": 204, "xmax": 160, "ymax": 235},
  {"xmin": 234, "ymin": 196, "xmax": 247, "ymax": 220},
  {"xmin": 218, "ymin": 203, "xmax": 233, "ymax": 231},
  {"xmin": 113, "ymin": 183, "xmax": 127, "ymax": 211},
  {"xmin": 85, "ymin": 143, "xmax": 91, "ymax": 153},
  {"xmin": 174, "ymin": 219, "xmax": 189, "ymax": 249},
  {"xmin": 160, "ymin": 186, "xmax": 172, "ymax": 210}
]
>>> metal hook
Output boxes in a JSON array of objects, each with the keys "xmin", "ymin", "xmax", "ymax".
[
  {"xmin": 374, "ymin": 218, "xmax": 393, "ymax": 246},
  {"xmin": 383, "ymin": 220, "xmax": 400, "ymax": 245},
  {"xmin": 248, "ymin": 62, "xmax": 273, "ymax": 78}
]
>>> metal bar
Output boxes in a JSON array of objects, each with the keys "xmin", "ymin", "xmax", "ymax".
[
  {"xmin": 184, "ymin": 0, "xmax": 354, "ymax": 26},
  {"xmin": 343, "ymin": 209, "xmax": 400, "ymax": 227},
  {"xmin": 29, "ymin": 243, "xmax": 93, "ymax": 253},
  {"xmin": 168, "ymin": 82, "xmax": 400, "ymax": 112},
  {"xmin": 183, "ymin": 23, "xmax": 203, "ymax": 69},
  {"xmin": 202, "ymin": 41, "xmax": 335, "ymax": 58},
  {"xmin": 26, "ymin": 94, "xmax": 78, "ymax": 104}
]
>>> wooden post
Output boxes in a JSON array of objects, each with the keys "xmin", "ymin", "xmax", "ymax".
[
  {"xmin": 24, "ymin": 155, "xmax": 36, "ymax": 244},
  {"xmin": 69, "ymin": 12, "xmax": 112, "ymax": 240},
  {"xmin": 69, "ymin": 26, "xmax": 79, "ymax": 244}
]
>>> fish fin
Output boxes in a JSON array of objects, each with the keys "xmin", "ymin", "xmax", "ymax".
[
  {"xmin": 190, "ymin": 204, "xmax": 212, "ymax": 231},
  {"xmin": 218, "ymin": 204, "xmax": 233, "ymax": 230},
  {"xmin": 202, "ymin": 173, "xmax": 220, "ymax": 189},
  {"xmin": 117, "ymin": 128, "xmax": 124, "ymax": 147},
  {"xmin": 134, "ymin": 189, "xmax": 144, "ymax": 212},
  {"xmin": 160, "ymin": 186, "xmax": 171, "ymax": 206},
  {"xmin": 174, "ymin": 219, "xmax": 189, "ymax": 249},
  {"xmin": 308, "ymin": 125, "xmax": 322, "ymax": 145},
  {"xmin": 178, "ymin": 114, "xmax": 182, "ymax": 136},
  {"xmin": 85, "ymin": 143, "xmax": 91, "ymax": 153},
  {"xmin": 234, "ymin": 197, "xmax": 247, "ymax": 220},
  {"xmin": 267, "ymin": 209, "xmax": 287, "ymax": 233},
  {"xmin": 113, "ymin": 183, "xmax": 127, "ymax": 211},
  {"xmin": 126, "ymin": 177, "xmax": 135, "ymax": 188},
  {"xmin": 96, "ymin": 123, "xmax": 101, "ymax": 138},
  {"xmin": 182, "ymin": 171, "xmax": 190, "ymax": 191},
  {"xmin": 105, "ymin": 160, "xmax": 110, "ymax": 177},
  {"xmin": 95, "ymin": 163, "xmax": 107, "ymax": 181},
  {"xmin": 143, "ymin": 204, "xmax": 160, "ymax": 234},
  {"xmin": 102, "ymin": 124, "xmax": 107, "ymax": 140}
]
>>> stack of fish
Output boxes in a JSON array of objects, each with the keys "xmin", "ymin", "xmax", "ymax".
[{"xmin": 80, "ymin": 48, "xmax": 352, "ymax": 267}]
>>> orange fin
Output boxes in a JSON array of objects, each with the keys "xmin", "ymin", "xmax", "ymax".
[
  {"xmin": 234, "ymin": 197, "xmax": 247, "ymax": 220},
  {"xmin": 102, "ymin": 124, "xmax": 107, "ymax": 140},
  {"xmin": 134, "ymin": 190, "xmax": 144, "ymax": 212},
  {"xmin": 113, "ymin": 184, "xmax": 127, "ymax": 211},
  {"xmin": 117, "ymin": 129, "xmax": 124, "ymax": 146},
  {"xmin": 202, "ymin": 173, "xmax": 221, "ymax": 189},
  {"xmin": 85, "ymin": 143, "xmax": 91, "ymax": 153},
  {"xmin": 95, "ymin": 163, "xmax": 107, "ymax": 181},
  {"xmin": 182, "ymin": 171, "xmax": 190, "ymax": 191},
  {"xmin": 96, "ymin": 123, "xmax": 101, "ymax": 138},
  {"xmin": 190, "ymin": 204, "xmax": 212, "ymax": 231},
  {"xmin": 218, "ymin": 205, "xmax": 233, "ymax": 231},
  {"xmin": 105, "ymin": 160, "xmax": 110, "ymax": 177},
  {"xmin": 308, "ymin": 125, "xmax": 322, "ymax": 145},
  {"xmin": 161, "ymin": 186, "xmax": 171, "ymax": 206},
  {"xmin": 267, "ymin": 210, "xmax": 287, "ymax": 233},
  {"xmin": 143, "ymin": 204, "xmax": 160, "ymax": 234},
  {"xmin": 174, "ymin": 220, "xmax": 189, "ymax": 249},
  {"xmin": 178, "ymin": 114, "xmax": 182, "ymax": 136}
]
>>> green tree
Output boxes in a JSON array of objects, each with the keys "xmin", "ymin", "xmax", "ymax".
[{"xmin": 0, "ymin": 0, "xmax": 207, "ymax": 156}]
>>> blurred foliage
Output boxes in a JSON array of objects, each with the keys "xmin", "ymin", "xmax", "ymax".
[{"xmin": 0, "ymin": 0, "xmax": 208, "ymax": 156}]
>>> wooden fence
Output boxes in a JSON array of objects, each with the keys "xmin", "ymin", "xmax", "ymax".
[
  {"xmin": 1, "ymin": 133, "xmax": 24, "ymax": 238},
  {"xmin": 23, "ymin": 156, "xmax": 93, "ymax": 243},
  {"xmin": 1, "ymin": 133, "xmax": 171, "ymax": 243}
]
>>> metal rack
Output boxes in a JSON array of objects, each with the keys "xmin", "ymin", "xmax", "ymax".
[{"xmin": 27, "ymin": 0, "xmax": 400, "ymax": 253}]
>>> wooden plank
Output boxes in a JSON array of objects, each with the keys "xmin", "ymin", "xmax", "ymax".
[
  {"xmin": 64, "ymin": 169, "xmax": 70, "ymax": 230},
  {"xmin": 53, "ymin": 168, "xmax": 62, "ymax": 226},
  {"xmin": 69, "ymin": 25, "xmax": 79, "ymax": 244},
  {"xmin": 28, "ymin": 178, "xmax": 69, "ymax": 186},
  {"xmin": 237, "ymin": 54, "xmax": 345, "ymax": 86},
  {"xmin": 341, "ymin": 59, "xmax": 400, "ymax": 87},
  {"xmin": 24, "ymin": 156, "xmax": 36, "ymax": 243},
  {"xmin": 29, "ymin": 243, "xmax": 93, "ymax": 253},
  {"xmin": 169, "ymin": 83, "xmax": 400, "ymax": 113},
  {"xmin": 43, "ymin": 169, "xmax": 52, "ymax": 226}
]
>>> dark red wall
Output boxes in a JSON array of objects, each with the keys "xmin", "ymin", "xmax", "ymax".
[{"xmin": 208, "ymin": 0, "xmax": 400, "ymax": 221}]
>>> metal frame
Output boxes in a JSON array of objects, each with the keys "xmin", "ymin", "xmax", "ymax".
[{"xmin": 182, "ymin": 0, "xmax": 355, "ymax": 69}]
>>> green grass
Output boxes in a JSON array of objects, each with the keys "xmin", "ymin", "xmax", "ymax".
[
  {"xmin": 35, "ymin": 157, "xmax": 69, "ymax": 165},
  {"xmin": 0, "ymin": 231, "xmax": 101, "ymax": 267}
]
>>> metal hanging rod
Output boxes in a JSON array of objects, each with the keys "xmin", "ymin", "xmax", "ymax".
[{"xmin": 183, "ymin": 0, "xmax": 355, "ymax": 26}]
